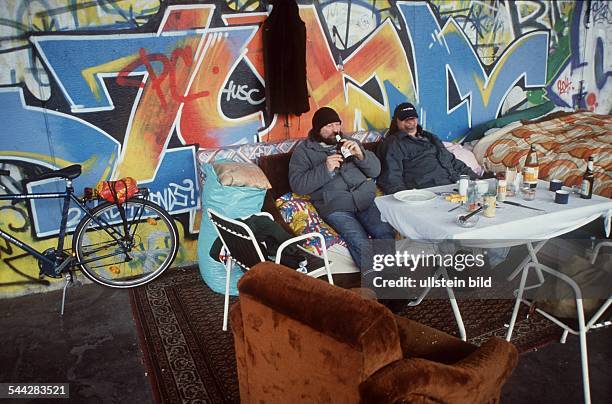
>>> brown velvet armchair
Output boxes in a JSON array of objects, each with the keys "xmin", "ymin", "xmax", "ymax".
[{"xmin": 230, "ymin": 262, "xmax": 518, "ymax": 403}]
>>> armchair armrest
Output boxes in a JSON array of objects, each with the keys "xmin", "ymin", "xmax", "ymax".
[
  {"xmin": 455, "ymin": 337, "xmax": 518, "ymax": 392},
  {"xmin": 394, "ymin": 315, "xmax": 475, "ymax": 364},
  {"xmin": 229, "ymin": 302, "xmax": 250, "ymax": 402},
  {"xmin": 359, "ymin": 337, "xmax": 518, "ymax": 404}
]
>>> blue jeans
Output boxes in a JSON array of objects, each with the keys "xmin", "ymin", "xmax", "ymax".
[{"xmin": 324, "ymin": 205, "xmax": 395, "ymax": 268}]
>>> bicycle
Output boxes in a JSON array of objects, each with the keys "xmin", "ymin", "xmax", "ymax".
[{"xmin": 0, "ymin": 164, "xmax": 179, "ymax": 312}]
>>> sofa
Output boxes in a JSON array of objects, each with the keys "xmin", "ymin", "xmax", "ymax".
[
  {"xmin": 256, "ymin": 140, "xmax": 381, "ymax": 274},
  {"xmin": 196, "ymin": 131, "xmax": 384, "ymax": 268},
  {"xmin": 230, "ymin": 262, "xmax": 519, "ymax": 403}
]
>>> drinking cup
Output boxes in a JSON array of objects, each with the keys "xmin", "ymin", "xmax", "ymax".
[
  {"xmin": 476, "ymin": 180, "xmax": 488, "ymax": 196},
  {"xmin": 555, "ymin": 190, "xmax": 569, "ymax": 204},
  {"xmin": 521, "ymin": 187, "xmax": 536, "ymax": 201},
  {"xmin": 549, "ymin": 179, "xmax": 563, "ymax": 192}
]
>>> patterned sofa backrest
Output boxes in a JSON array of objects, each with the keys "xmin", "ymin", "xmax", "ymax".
[
  {"xmin": 195, "ymin": 130, "xmax": 384, "ymax": 191},
  {"xmin": 257, "ymin": 140, "xmax": 381, "ymax": 200}
]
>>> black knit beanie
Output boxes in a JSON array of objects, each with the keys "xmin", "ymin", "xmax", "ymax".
[{"xmin": 312, "ymin": 107, "xmax": 341, "ymax": 134}]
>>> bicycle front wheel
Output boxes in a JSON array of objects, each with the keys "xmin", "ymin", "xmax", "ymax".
[{"xmin": 73, "ymin": 198, "xmax": 179, "ymax": 288}]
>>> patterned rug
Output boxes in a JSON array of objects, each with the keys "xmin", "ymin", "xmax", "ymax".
[{"xmin": 129, "ymin": 266, "xmax": 562, "ymax": 404}]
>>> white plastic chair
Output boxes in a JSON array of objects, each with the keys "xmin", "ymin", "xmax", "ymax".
[
  {"xmin": 506, "ymin": 240, "xmax": 611, "ymax": 404},
  {"xmin": 207, "ymin": 208, "xmax": 334, "ymax": 330}
]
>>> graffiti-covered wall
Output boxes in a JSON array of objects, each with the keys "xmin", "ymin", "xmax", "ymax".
[{"xmin": 1, "ymin": 0, "xmax": 610, "ymax": 296}]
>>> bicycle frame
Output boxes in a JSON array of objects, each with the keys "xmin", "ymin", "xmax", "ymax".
[{"xmin": 0, "ymin": 178, "xmax": 134, "ymax": 270}]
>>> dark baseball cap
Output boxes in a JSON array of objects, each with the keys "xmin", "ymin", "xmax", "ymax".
[{"xmin": 394, "ymin": 103, "xmax": 418, "ymax": 120}]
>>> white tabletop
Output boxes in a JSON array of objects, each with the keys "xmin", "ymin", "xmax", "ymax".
[{"xmin": 375, "ymin": 180, "xmax": 612, "ymax": 247}]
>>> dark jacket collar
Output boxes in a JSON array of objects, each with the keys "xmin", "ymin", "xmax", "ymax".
[{"xmin": 396, "ymin": 125, "xmax": 434, "ymax": 141}]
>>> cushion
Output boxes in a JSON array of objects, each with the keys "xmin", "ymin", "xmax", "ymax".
[
  {"xmin": 275, "ymin": 193, "xmax": 346, "ymax": 254},
  {"xmin": 212, "ymin": 161, "xmax": 272, "ymax": 189},
  {"xmin": 461, "ymin": 100, "xmax": 555, "ymax": 144},
  {"xmin": 198, "ymin": 163, "xmax": 266, "ymax": 296},
  {"xmin": 443, "ymin": 142, "xmax": 484, "ymax": 175}
]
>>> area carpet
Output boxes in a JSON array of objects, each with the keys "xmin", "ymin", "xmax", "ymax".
[{"xmin": 129, "ymin": 266, "xmax": 561, "ymax": 404}]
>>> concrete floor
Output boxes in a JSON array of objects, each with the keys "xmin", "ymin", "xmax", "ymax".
[
  {"xmin": 0, "ymin": 281, "xmax": 610, "ymax": 403},
  {"xmin": 0, "ymin": 283, "xmax": 152, "ymax": 404}
]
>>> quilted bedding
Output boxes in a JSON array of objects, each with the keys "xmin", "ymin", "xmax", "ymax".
[{"xmin": 478, "ymin": 112, "xmax": 611, "ymax": 197}]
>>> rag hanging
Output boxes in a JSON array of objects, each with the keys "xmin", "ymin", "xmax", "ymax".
[{"xmin": 262, "ymin": 0, "xmax": 310, "ymax": 116}]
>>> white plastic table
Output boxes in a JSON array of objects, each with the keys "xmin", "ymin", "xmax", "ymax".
[{"xmin": 375, "ymin": 180, "xmax": 612, "ymax": 404}]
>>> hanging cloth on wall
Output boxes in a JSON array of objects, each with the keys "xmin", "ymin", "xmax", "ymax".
[{"xmin": 262, "ymin": 0, "xmax": 310, "ymax": 116}]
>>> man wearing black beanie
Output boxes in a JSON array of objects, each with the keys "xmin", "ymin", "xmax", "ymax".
[{"xmin": 288, "ymin": 107, "xmax": 395, "ymax": 268}]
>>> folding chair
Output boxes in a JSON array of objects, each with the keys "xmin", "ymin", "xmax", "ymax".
[
  {"xmin": 506, "ymin": 239, "xmax": 612, "ymax": 404},
  {"xmin": 207, "ymin": 208, "xmax": 334, "ymax": 330}
]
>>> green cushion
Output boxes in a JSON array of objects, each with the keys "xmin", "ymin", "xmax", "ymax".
[{"xmin": 461, "ymin": 101, "xmax": 555, "ymax": 144}]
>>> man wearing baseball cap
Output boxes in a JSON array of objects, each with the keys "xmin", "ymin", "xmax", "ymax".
[
  {"xmin": 289, "ymin": 107, "xmax": 395, "ymax": 268},
  {"xmin": 378, "ymin": 102, "xmax": 479, "ymax": 193}
]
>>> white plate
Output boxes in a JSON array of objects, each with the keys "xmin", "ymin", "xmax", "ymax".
[{"xmin": 393, "ymin": 189, "xmax": 437, "ymax": 204}]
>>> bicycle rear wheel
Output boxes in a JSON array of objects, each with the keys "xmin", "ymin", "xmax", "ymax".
[{"xmin": 73, "ymin": 198, "xmax": 179, "ymax": 288}]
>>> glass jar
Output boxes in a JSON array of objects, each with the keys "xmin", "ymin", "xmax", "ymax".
[
  {"xmin": 458, "ymin": 174, "xmax": 469, "ymax": 197},
  {"xmin": 483, "ymin": 193, "xmax": 496, "ymax": 217},
  {"xmin": 466, "ymin": 180, "xmax": 479, "ymax": 211},
  {"xmin": 496, "ymin": 179, "xmax": 507, "ymax": 202},
  {"xmin": 505, "ymin": 166, "xmax": 517, "ymax": 196}
]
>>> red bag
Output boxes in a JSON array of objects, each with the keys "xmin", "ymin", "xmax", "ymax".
[{"xmin": 96, "ymin": 177, "xmax": 138, "ymax": 203}]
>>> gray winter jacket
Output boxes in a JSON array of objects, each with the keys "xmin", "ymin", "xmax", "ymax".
[
  {"xmin": 288, "ymin": 135, "xmax": 380, "ymax": 217},
  {"xmin": 378, "ymin": 128, "xmax": 479, "ymax": 194}
]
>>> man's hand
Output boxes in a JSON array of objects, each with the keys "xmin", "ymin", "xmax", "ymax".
[
  {"xmin": 326, "ymin": 154, "xmax": 343, "ymax": 172},
  {"xmin": 340, "ymin": 139, "xmax": 364, "ymax": 160}
]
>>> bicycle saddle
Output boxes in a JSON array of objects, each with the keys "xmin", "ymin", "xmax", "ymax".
[{"xmin": 34, "ymin": 164, "xmax": 82, "ymax": 181}]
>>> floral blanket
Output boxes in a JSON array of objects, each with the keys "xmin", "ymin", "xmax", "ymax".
[
  {"xmin": 480, "ymin": 112, "xmax": 611, "ymax": 197},
  {"xmin": 275, "ymin": 193, "xmax": 347, "ymax": 254}
]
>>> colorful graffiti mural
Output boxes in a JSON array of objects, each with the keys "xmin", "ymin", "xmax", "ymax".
[{"xmin": 1, "ymin": 0, "xmax": 610, "ymax": 296}]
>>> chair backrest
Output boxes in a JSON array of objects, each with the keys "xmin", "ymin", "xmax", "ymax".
[
  {"xmin": 231, "ymin": 262, "xmax": 403, "ymax": 403},
  {"xmin": 207, "ymin": 208, "xmax": 266, "ymax": 270}
]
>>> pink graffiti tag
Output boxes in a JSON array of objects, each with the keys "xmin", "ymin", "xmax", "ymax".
[
  {"xmin": 556, "ymin": 77, "xmax": 573, "ymax": 95},
  {"xmin": 116, "ymin": 47, "xmax": 210, "ymax": 109}
]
